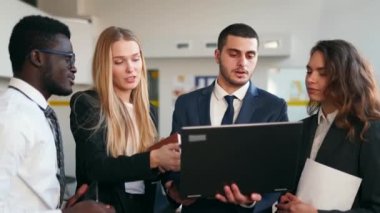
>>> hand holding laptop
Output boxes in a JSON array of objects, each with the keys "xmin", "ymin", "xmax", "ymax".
[
  {"xmin": 165, "ymin": 180, "xmax": 196, "ymax": 206},
  {"xmin": 215, "ymin": 183, "xmax": 262, "ymax": 207}
]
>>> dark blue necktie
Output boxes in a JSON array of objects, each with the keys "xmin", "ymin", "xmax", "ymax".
[{"xmin": 221, "ymin": 95, "xmax": 236, "ymax": 125}]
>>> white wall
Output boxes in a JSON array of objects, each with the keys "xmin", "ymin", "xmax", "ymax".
[
  {"xmin": 0, "ymin": 0, "xmax": 95, "ymax": 84},
  {"xmin": 0, "ymin": 0, "xmax": 45, "ymax": 78}
]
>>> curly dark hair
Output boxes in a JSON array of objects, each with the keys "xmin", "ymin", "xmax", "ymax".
[
  {"xmin": 307, "ymin": 39, "xmax": 380, "ymax": 141},
  {"xmin": 8, "ymin": 15, "xmax": 71, "ymax": 73}
]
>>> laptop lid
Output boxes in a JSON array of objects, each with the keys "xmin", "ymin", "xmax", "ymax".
[{"xmin": 179, "ymin": 121, "xmax": 303, "ymax": 198}]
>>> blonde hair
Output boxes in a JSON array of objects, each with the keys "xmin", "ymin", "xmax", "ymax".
[{"xmin": 92, "ymin": 26, "xmax": 157, "ymax": 157}]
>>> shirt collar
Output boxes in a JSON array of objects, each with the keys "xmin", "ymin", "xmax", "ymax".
[
  {"xmin": 9, "ymin": 77, "xmax": 48, "ymax": 110},
  {"xmin": 317, "ymin": 109, "xmax": 338, "ymax": 125},
  {"xmin": 213, "ymin": 80, "xmax": 250, "ymax": 101}
]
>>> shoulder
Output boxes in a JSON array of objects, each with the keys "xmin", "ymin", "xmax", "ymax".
[
  {"xmin": 249, "ymin": 87, "xmax": 287, "ymax": 111},
  {"xmin": 176, "ymin": 85, "xmax": 213, "ymax": 103},
  {"xmin": 254, "ymin": 87, "xmax": 286, "ymax": 104},
  {"xmin": 70, "ymin": 90, "xmax": 100, "ymax": 110},
  {"xmin": 0, "ymin": 90, "xmax": 49, "ymax": 147},
  {"xmin": 366, "ymin": 120, "xmax": 380, "ymax": 135},
  {"xmin": 300, "ymin": 114, "xmax": 317, "ymax": 128},
  {"xmin": 0, "ymin": 89, "xmax": 44, "ymax": 121}
]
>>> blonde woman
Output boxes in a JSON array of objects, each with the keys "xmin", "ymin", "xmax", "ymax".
[{"xmin": 70, "ymin": 27, "xmax": 180, "ymax": 213}]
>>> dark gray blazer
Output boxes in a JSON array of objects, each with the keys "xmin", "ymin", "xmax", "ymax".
[
  {"xmin": 299, "ymin": 114, "xmax": 380, "ymax": 213},
  {"xmin": 170, "ymin": 82, "xmax": 288, "ymax": 213}
]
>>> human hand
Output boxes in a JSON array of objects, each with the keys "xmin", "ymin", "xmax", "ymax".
[
  {"xmin": 276, "ymin": 192, "xmax": 317, "ymax": 213},
  {"xmin": 62, "ymin": 200, "xmax": 115, "ymax": 213},
  {"xmin": 165, "ymin": 180, "xmax": 196, "ymax": 206},
  {"xmin": 215, "ymin": 183, "xmax": 261, "ymax": 206},
  {"xmin": 150, "ymin": 143, "xmax": 180, "ymax": 172}
]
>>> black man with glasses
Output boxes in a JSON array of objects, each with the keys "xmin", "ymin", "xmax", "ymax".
[{"xmin": 0, "ymin": 15, "xmax": 114, "ymax": 213}]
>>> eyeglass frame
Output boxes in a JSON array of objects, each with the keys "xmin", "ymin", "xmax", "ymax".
[{"xmin": 36, "ymin": 48, "xmax": 76, "ymax": 68}]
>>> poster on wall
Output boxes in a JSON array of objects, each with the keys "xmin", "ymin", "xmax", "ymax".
[
  {"xmin": 267, "ymin": 68, "xmax": 309, "ymax": 121},
  {"xmin": 172, "ymin": 74, "xmax": 216, "ymax": 106}
]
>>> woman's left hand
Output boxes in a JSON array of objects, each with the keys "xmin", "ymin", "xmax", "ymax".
[{"xmin": 276, "ymin": 192, "xmax": 317, "ymax": 213}]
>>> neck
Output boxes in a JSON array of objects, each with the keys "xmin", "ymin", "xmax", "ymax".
[
  {"xmin": 114, "ymin": 88, "xmax": 131, "ymax": 103},
  {"xmin": 14, "ymin": 72, "xmax": 50, "ymax": 100},
  {"xmin": 217, "ymin": 76, "xmax": 241, "ymax": 94},
  {"xmin": 321, "ymin": 102, "xmax": 337, "ymax": 116}
]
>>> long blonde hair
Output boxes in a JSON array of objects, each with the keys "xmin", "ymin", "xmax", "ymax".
[{"xmin": 92, "ymin": 26, "xmax": 157, "ymax": 157}]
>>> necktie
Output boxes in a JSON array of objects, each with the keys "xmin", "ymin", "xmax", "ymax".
[
  {"xmin": 221, "ymin": 95, "xmax": 236, "ymax": 125},
  {"xmin": 44, "ymin": 106, "xmax": 65, "ymax": 207}
]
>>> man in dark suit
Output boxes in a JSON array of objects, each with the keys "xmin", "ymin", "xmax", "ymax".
[{"xmin": 164, "ymin": 23, "xmax": 288, "ymax": 213}]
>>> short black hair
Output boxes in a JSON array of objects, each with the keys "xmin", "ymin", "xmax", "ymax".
[
  {"xmin": 217, "ymin": 23, "xmax": 259, "ymax": 51},
  {"xmin": 8, "ymin": 15, "xmax": 71, "ymax": 73}
]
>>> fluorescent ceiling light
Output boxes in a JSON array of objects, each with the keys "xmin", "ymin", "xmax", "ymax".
[{"xmin": 263, "ymin": 40, "xmax": 280, "ymax": 49}]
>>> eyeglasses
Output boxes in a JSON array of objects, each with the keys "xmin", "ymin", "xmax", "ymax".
[{"xmin": 37, "ymin": 49, "xmax": 76, "ymax": 68}]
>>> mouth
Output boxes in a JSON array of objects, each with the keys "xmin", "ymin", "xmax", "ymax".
[
  {"xmin": 68, "ymin": 75, "xmax": 75, "ymax": 85},
  {"xmin": 125, "ymin": 76, "xmax": 136, "ymax": 83},
  {"xmin": 234, "ymin": 68, "xmax": 247, "ymax": 73},
  {"xmin": 307, "ymin": 88, "xmax": 319, "ymax": 94},
  {"xmin": 234, "ymin": 69, "xmax": 248, "ymax": 77}
]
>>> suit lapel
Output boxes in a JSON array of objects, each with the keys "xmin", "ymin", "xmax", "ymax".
[
  {"xmin": 303, "ymin": 115, "xmax": 318, "ymax": 158},
  {"xmin": 197, "ymin": 84, "xmax": 213, "ymax": 125},
  {"xmin": 316, "ymin": 123, "xmax": 346, "ymax": 162},
  {"xmin": 235, "ymin": 82, "xmax": 258, "ymax": 124}
]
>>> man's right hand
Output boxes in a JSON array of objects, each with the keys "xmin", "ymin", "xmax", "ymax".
[{"xmin": 62, "ymin": 200, "xmax": 115, "ymax": 213}]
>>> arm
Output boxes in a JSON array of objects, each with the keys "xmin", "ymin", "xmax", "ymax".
[
  {"xmin": 277, "ymin": 99, "xmax": 289, "ymax": 122},
  {"xmin": 329, "ymin": 121, "xmax": 380, "ymax": 213},
  {"xmin": 170, "ymin": 95, "xmax": 185, "ymax": 135}
]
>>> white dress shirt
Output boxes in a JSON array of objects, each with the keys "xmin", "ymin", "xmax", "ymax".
[
  {"xmin": 310, "ymin": 109, "xmax": 338, "ymax": 160},
  {"xmin": 0, "ymin": 78, "xmax": 61, "ymax": 213},
  {"xmin": 123, "ymin": 102, "xmax": 145, "ymax": 194},
  {"xmin": 210, "ymin": 80, "xmax": 250, "ymax": 126}
]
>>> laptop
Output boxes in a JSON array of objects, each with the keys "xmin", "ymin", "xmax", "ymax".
[{"xmin": 179, "ymin": 121, "xmax": 303, "ymax": 198}]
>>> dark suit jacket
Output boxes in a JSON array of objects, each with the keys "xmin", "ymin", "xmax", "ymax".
[
  {"xmin": 70, "ymin": 90, "xmax": 160, "ymax": 213},
  {"xmin": 172, "ymin": 82, "xmax": 288, "ymax": 132},
  {"xmin": 298, "ymin": 114, "xmax": 380, "ymax": 213},
  {"xmin": 169, "ymin": 82, "xmax": 288, "ymax": 213}
]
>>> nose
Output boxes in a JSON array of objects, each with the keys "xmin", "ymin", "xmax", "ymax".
[
  {"xmin": 237, "ymin": 55, "xmax": 248, "ymax": 67},
  {"xmin": 125, "ymin": 61, "xmax": 134, "ymax": 73},
  {"xmin": 306, "ymin": 71, "xmax": 317, "ymax": 84},
  {"xmin": 70, "ymin": 64, "xmax": 77, "ymax": 74}
]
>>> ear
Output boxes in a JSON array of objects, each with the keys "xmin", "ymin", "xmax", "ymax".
[
  {"xmin": 214, "ymin": 49, "xmax": 221, "ymax": 64},
  {"xmin": 29, "ymin": 50, "xmax": 43, "ymax": 67}
]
